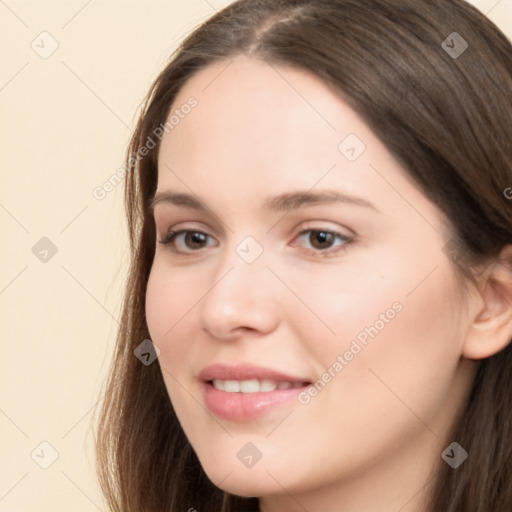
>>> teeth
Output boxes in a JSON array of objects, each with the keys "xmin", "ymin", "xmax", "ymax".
[
  {"xmin": 211, "ymin": 379, "xmax": 303, "ymax": 393},
  {"xmin": 240, "ymin": 379, "xmax": 260, "ymax": 393},
  {"xmin": 212, "ymin": 379, "xmax": 225, "ymax": 391},
  {"xmin": 224, "ymin": 380, "xmax": 241, "ymax": 392},
  {"xmin": 260, "ymin": 379, "xmax": 278, "ymax": 392}
]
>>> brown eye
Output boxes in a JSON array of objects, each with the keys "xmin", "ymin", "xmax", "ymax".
[
  {"xmin": 309, "ymin": 231, "xmax": 335, "ymax": 249},
  {"xmin": 293, "ymin": 229, "xmax": 352, "ymax": 254},
  {"xmin": 184, "ymin": 232, "xmax": 208, "ymax": 249},
  {"xmin": 158, "ymin": 230, "xmax": 217, "ymax": 253}
]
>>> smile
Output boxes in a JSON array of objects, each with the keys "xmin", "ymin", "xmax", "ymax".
[
  {"xmin": 199, "ymin": 363, "xmax": 312, "ymax": 421},
  {"xmin": 211, "ymin": 379, "xmax": 306, "ymax": 393}
]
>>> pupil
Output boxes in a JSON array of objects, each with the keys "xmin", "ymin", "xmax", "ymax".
[
  {"xmin": 187, "ymin": 232, "xmax": 206, "ymax": 248},
  {"xmin": 311, "ymin": 231, "xmax": 333, "ymax": 249}
]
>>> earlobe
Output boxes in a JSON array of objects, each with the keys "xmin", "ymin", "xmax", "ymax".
[{"xmin": 462, "ymin": 245, "xmax": 512, "ymax": 360}]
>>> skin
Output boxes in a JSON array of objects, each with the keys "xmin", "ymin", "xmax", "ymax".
[{"xmin": 145, "ymin": 55, "xmax": 512, "ymax": 512}]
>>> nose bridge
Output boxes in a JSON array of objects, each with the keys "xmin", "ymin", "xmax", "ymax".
[
  {"xmin": 213, "ymin": 233, "xmax": 270, "ymax": 294},
  {"xmin": 199, "ymin": 237, "xmax": 278, "ymax": 337},
  {"xmin": 207, "ymin": 242, "xmax": 269, "ymax": 307}
]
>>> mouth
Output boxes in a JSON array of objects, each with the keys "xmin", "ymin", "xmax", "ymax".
[
  {"xmin": 210, "ymin": 378, "xmax": 308, "ymax": 392},
  {"xmin": 199, "ymin": 364, "xmax": 312, "ymax": 421}
]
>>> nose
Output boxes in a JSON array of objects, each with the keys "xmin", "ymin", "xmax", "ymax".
[{"xmin": 199, "ymin": 251, "xmax": 280, "ymax": 340}]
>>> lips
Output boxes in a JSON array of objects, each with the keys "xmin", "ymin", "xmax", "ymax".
[{"xmin": 199, "ymin": 363, "xmax": 312, "ymax": 421}]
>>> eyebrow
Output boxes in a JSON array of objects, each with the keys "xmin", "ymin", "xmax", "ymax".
[
  {"xmin": 149, "ymin": 192, "xmax": 207, "ymax": 212},
  {"xmin": 149, "ymin": 190, "xmax": 378, "ymax": 213},
  {"xmin": 265, "ymin": 190, "xmax": 377, "ymax": 212}
]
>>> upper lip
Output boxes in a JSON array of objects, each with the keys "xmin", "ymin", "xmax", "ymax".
[{"xmin": 199, "ymin": 363, "xmax": 311, "ymax": 384}]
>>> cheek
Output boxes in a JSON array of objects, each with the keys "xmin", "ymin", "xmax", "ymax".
[
  {"xmin": 145, "ymin": 263, "xmax": 202, "ymax": 421},
  {"xmin": 369, "ymin": 266, "xmax": 464, "ymax": 416},
  {"xmin": 314, "ymin": 260, "xmax": 463, "ymax": 435},
  {"xmin": 145, "ymin": 265, "xmax": 171, "ymax": 343},
  {"xmin": 258, "ymin": 264, "xmax": 463, "ymax": 489},
  {"xmin": 145, "ymin": 262, "xmax": 196, "ymax": 361},
  {"xmin": 290, "ymin": 250, "xmax": 463, "ymax": 424}
]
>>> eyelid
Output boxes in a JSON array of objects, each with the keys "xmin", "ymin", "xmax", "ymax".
[
  {"xmin": 156, "ymin": 220, "xmax": 213, "ymax": 240},
  {"xmin": 293, "ymin": 220, "xmax": 355, "ymax": 242}
]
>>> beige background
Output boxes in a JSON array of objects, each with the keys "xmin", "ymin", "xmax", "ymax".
[{"xmin": 1, "ymin": 1, "xmax": 511, "ymax": 510}]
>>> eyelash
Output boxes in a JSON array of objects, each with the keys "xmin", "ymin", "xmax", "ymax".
[{"xmin": 157, "ymin": 227, "xmax": 353, "ymax": 256}]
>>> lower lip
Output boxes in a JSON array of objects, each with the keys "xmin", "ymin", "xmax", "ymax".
[{"xmin": 203, "ymin": 381, "xmax": 308, "ymax": 421}]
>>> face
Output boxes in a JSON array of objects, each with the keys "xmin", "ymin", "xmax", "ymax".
[{"xmin": 145, "ymin": 55, "xmax": 477, "ymax": 505}]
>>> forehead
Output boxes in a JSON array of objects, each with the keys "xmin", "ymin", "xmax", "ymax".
[
  {"xmin": 155, "ymin": 55, "xmax": 440, "ymax": 230},
  {"xmin": 159, "ymin": 55, "xmax": 371, "ymax": 181}
]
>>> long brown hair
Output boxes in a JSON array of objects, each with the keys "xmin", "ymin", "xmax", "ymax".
[{"xmin": 95, "ymin": 1, "xmax": 512, "ymax": 510}]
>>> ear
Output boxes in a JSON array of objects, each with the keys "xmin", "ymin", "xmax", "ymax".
[{"xmin": 463, "ymin": 245, "xmax": 512, "ymax": 360}]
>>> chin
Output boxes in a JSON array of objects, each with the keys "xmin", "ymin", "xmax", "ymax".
[{"xmin": 199, "ymin": 459, "xmax": 288, "ymax": 497}]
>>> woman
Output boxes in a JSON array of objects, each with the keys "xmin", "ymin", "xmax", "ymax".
[{"xmin": 95, "ymin": 0, "xmax": 512, "ymax": 510}]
